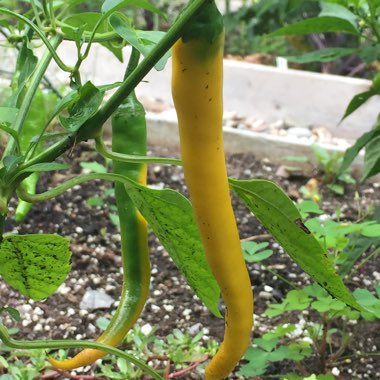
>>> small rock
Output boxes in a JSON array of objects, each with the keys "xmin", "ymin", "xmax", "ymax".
[
  {"xmin": 275, "ymin": 165, "xmax": 290, "ymax": 178},
  {"xmin": 259, "ymin": 291, "xmax": 273, "ymax": 300},
  {"xmin": 264, "ymin": 285, "xmax": 273, "ymax": 292},
  {"xmin": 79, "ymin": 288, "xmax": 115, "ymax": 311},
  {"xmin": 270, "ymin": 119, "xmax": 287, "ymax": 130},
  {"xmin": 287, "ymin": 127, "xmax": 312, "ymax": 138},
  {"xmin": 189, "ymin": 322, "xmax": 203, "ymax": 335}
]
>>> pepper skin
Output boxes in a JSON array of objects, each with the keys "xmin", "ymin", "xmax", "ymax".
[
  {"xmin": 171, "ymin": 1, "xmax": 253, "ymax": 378},
  {"xmin": 49, "ymin": 62, "xmax": 150, "ymax": 370}
]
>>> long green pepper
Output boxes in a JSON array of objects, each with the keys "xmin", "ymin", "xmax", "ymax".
[{"xmin": 49, "ymin": 50, "xmax": 150, "ymax": 369}]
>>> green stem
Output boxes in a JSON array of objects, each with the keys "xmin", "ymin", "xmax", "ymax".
[
  {"xmin": 0, "ymin": 324, "xmax": 163, "ymax": 380},
  {"xmin": 0, "ymin": 8, "xmax": 73, "ymax": 73},
  {"xmin": 77, "ymin": 0, "xmax": 208, "ymax": 141},
  {"xmin": 95, "ymin": 138, "xmax": 182, "ymax": 166},
  {"xmin": 0, "ymin": 214, "xmax": 5, "ymax": 242},
  {"xmin": 8, "ymin": 0, "xmax": 207, "ymax": 184},
  {"xmin": 2, "ymin": 35, "xmax": 62, "ymax": 160},
  {"xmin": 346, "ymin": 246, "xmax": 380, "ymax": 280},
  {"xmin": 17, "ymin": 173, "xmax": 140, "ymax": 203},
  {"xmin": 261, "ymin": 264, "xmax": 298, "ymax": 289},
  {"xmin": 30, "ymin": 0, "xmax": 44, "ymax": 30}
]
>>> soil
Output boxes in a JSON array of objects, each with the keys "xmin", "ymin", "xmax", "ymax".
[{"xmin": 0, "ymin": 143, "xmax": 379, "ymax": 380}]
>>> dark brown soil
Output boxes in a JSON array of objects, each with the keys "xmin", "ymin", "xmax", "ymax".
[{"xmin": 0, "ymin": 143, "xmax": 379, "ymax": 380}]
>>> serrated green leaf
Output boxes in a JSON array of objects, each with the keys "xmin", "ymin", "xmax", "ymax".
[
  {"xmin": 254, "ymin": 337, "xmax": 279, "ymax": 352},
  {"xmin": 229, "ymin": 179, "xmax": 363, "ymax": 311},
  {"xmin": 0, "ymin": 234, "xmax": 71, "ymax": 300},
  {"xmin": 265, "ymin": 303, "xmax": 287, "ymax": 317},
  {"xmin": 270, "ymin": 17, "xmax": 359, "ymax": 37},
  {"xmin": 124, "ymin": 181, "xmax": 221, "ymax": 318},
  {"xmin": 264, "ymin": 324, "xmax": 296, "ymax": 340}
]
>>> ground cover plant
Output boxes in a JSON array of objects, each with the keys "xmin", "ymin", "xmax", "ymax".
[{"xmin": 0, "ymin": 0, "xmax": 379, "ymax": 379}]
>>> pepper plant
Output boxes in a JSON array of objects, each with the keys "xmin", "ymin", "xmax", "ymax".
[{"xmin": 0, "ymin": 0, "xmax": 374, "ymax": 379}]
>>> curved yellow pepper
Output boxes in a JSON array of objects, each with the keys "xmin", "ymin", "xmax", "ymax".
[{"xmin": 171, "ymin": 4, "xmax": 254, "ymax": 378}]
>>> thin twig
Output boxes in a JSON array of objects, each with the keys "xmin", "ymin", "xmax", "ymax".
[
  {"xmin": 241, "ymin": 233, "xmax": 272, "ymax": 242},
  {"xmin": 168, "ymin": 356, "xmax": 209, "ymax": 379},
  {"xmin": 41, "ymin": 368, "xmax": 107, "ymax": 380}
]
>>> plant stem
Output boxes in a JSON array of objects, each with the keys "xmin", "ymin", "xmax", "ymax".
[
  {"xmin": 1, "ymin": 35, "xmax": 62, "ymax": 160},
  {"xmin": 8, "ymin": 0, "xmax": 207, "ymax": 186},
  {"xmin": 95, "ymin": 138, "xmax": 182, "ymax": 166},
  {"xmin": 0, "ymin": 214, "xmax": 5, "ymax": 242},
  {"xmin": 17, "ymin": 173, "xmax": 145, "ymax": 203},
  {"xmin": 0, "ymin": 324, "xmax": 163, "ymax": 380},
  {"xmin": 347, "ymin": 246, "xmax": 380, "ymax": 280},
  {"xmin": 0, "ymin": 8, "xmax": 73, "ymax": 72},
  {"xmin": 261, "ymin": 264, "xmax": 298, "ymax": 289},
  {"xmin": 77, "ymin": 0, "xmax": 208, "ymax": 141}
]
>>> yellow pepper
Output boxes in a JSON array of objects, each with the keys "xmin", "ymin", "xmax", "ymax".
[{"xmin": 171, "ymin": 1, "xmax": 254, "ymax": 378}]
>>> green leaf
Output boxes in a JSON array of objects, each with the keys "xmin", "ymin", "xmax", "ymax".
[
  {"xmin": 353, "ymin": 288, "xmax": 380, "ymax": 318},
  {"xmin": 0, "ymin": 107, "xmax": 18, "ymax": 125},
  {"xmin": 64, "ymin": 12, "xmax": 105, "ymax": 33},
  {"xmin": 80, "ymin": 161, "xmax": 108, "ymax": 174},
  {"xmin": 338, "ymin": 123, "xmax": 380, "ymax": 176},
  {"xmin": 360, "ymin": 223, "xmax": 380, "ymax": 237},
  {"xmin": 3, "ymin": 307, "xmax": 21, "ymax": 321},
  {"xmin": 264, "ymin": 324, "xmax": 296, "ymax": 340},
  {"xmin": 340, "ymin": 90, "xmax": 377, "ymax": 123},
  {"xmin": 255, "ymin": 337, "xmax": 279, "ymax": 352},
  {"xmin": 0, "ymin": 234, "xmax": 71, "ymax": 300},
  {"xmin": 0, "ymin": 355, "xmax": 9, "ymax": 369},
  {"xmin": 270, "ymin": 17, "xmax": 359, "ymax": 37},
  {"xmin": 286, "ymin": 47, "xmax": 357, "ymax": 64},
  {"xmin": 358, "ymin": 45, "xmax": 380, "ymax": 64},
  {"xmin": 362, "ymin": 135, "xmax": 380, "ymax": 181},
  {"xmin": 319, "ymin": 1, "xmax": 358, "ymax": 28},
  {"xmin": 102, "ymin": 0, "xmax": 164, "ymax": 18},
  {"xmin": 109, "ymin": 13, "xmax": 170, "ymax": 71},
  {"xmin": 229, "ymin": 179, "xmax": 363, "ymax": 311},
  {"xmin": 239, "ymin": 347, "xmax": 269, "ymax": 376},
  {"xmin": 286, "ymin": 289, "xmax": 311, "ymax": 310},
  {"xmin": 265, "ymin": 302, "xmax": 287, "ymax": 317},
  {"xmin": 59, "ymin": 81, "xmax": 104, "ymax": 132},
  {"xmin": 241, "ymin": 241, "xmax": 273, "ymax": 262},
  {"xmin": 282, "ymin": 155, "xmax": 309, "ymax": 162},
  {"xmin": 19, "ymin": 162, "xmax": 70, "ymax": 174},
  {"xmin": 296, "ymin": 200, "xmax": 324, "ymax": 218},
  {"xmin": 124, "ymin": 181, "xmax": 221, "ymax": 318},
  {"xmin": 327, "ymin": 183, "xmax": 344, "ymax": 195},
  {"xmin": 312, "ymin": 296, "xmax": 346, "ymax": 312},
  {"xmin": 338, "ymin": 233, "xmax": 380, "ymax": 277}
]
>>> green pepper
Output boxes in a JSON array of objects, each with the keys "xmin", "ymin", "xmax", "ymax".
[{"xmin": 49, "ymin": 49, "xmax": 150, "ymax": 369}]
